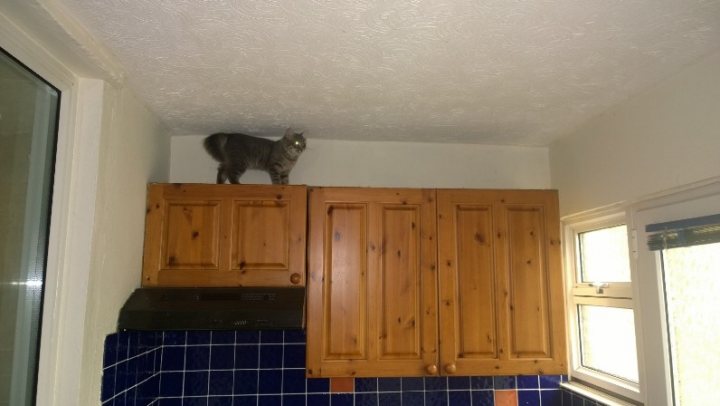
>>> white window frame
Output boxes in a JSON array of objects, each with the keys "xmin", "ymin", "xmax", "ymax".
[
  {"xmin": 563, "ymin": 210, "xmax": 643, "ymax": 403},
  {"xmin": 563, "ymin": 178, "xmax": 720, "ymax": 406}
]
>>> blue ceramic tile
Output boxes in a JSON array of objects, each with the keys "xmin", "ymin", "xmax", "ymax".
[
  {"xmin": 470, "ymin": 376, "xmax": 493, "ymax": 390},
  {"xmin": 355, "ymin": 393, "xmax": 378, "ymax": 406},
  {"xmin": 378, "ymin": 378, "xmax": 401, "ymax": 392},
  {"xmin": 236, "ymin": 331, "xmax": 260, "ymax": 344},
  {"xmin": 234, "ymin": 370, "xmax": 259, "ymax": 394},
  {"xmin": 159, "ymin": 372, "xmax": 183, "ymax": 397},
  {"xmin": 210, "ymin": 345, "xmax": 235, "ymax": 370},
  {"xmin": 163, "ymin": 331, "xmax": 186, "ymax": 346},
  {"xmin": 258, "ymin": 395, "xmax": 282, "ymax": 406},
  {"xmin": 260, "ymin": 330, "xmax": 284, "ymax": 344},
  {"xmin": 425, "ymin": 391, "xmax": 448, "ymax": 406},
  {"xmin": 562, "ymin": 374, "xmax": 569, "ymax": 382},
  {"xmin": 184, "ymin": 371, "xmax": 209, "ymax": 396},
  {"xmin": 307, "ymin": 394, "xmax": 330, "ymax": 406},
  {"xmin": 425, "ymin": 376, "xmax": 448, "ymax": 391},
  {"xmin": 138, "ymin": 375, "xmax": 159, "ymax": 404},
  {"xmin": 355, "ymin": 378, "xmax": 378, "ymax": 392},
  {"xmin": 234, "ymin": 395, "xmax": 258, "ymax": 406},
  {"xmin": 158, "ymin": 398, "xmax": 182, "ymax": 406},
  {"xmin": 114, "ymin": 362, "xmax": 128, "ymax": 393},
  {"xmin": 283, "ymin": 345, "xmax": 306, "ymax": 368},
  {"xmin": 101, "ymin": 367, "xmax": 116, "ymax": 401},
  {"xmin": 518, "ymin": 375, "xmax": 540, "ymax": 389},
  {"xmin": 493, "ymin": 375, "xmax": 516, "ymax": 389},
  {"xmin": 235, "ymin": 345, "xmax": 259, "ymax": 369},
  {"xmin": 448, "ymin": 391, "xmax": 471, "ymax": 406},
  {"xmin": 260, "ymin": 344, "xmax": 283, "ymax": 368},
  {"xmin": 401, "ymin": 377, "xmax": 424, "ymax": 391},
  {"xmin": 186, "ymin": 346, "xmax": 210, "ymax": 370},
  {"xmin": 472, "ymin": 390, "xmax": 494, "ymax": 406},
  {"xmin": 284, "ymin": 394, "xmax": 307, "ymax": 406},
  {"xmin": 128, "ymin": 332, "xmax": 141, "ymax": 357},
  {"xmin": 571, "ymin": 393, "xmax": 585, "ymax": 406},
  {"xmin": 125, "ymin": 387, "xmax": 137, "ymax": 405},
  {"xmin": 333, "ymin": 393, "xmax": 354, "ymax": 406},
  {"xmin": 211, "ymin": 331, "xmax": 235, "ymax": 344},
  {"xmin": 161, "ymin": 346, "xmax": 185, "ymax": 371},
  {"xmin": 187, "ymin": 331, "xmax": 211, "ymax": 345},
  {"xmin": 258, "ymin": 369, "xmax": 282, "ymax": 394},
  {"xmin": 307, "ymin": 378, "xmax": 330, "ymax": 393},
  {"xmin": 208, "ymin": 396, "xmax": 233, "ymax": 406},
  {"xmin": 448, "ymin": 376, "xmax": 470, "ymax": 390},
  {"xmin": 378, "ymin": 392, "xmax": 401, "ymax": 406},
  {"xmin": 401, "ymin": 391, "xmax": 423, "ymax": 406},
  {"xmin": 117, "ymin": 332, "xmax": 130, "ymax": 360},
  {"xmin": 283, "ymin": 369, "xmax": 306, "ymax": 393},
  {"xmin": 284, "ymin": 330, "xmax": 306, "ymax": 343},
  {"xmin": 541, "ymin": 390, "xmax": 562, "ymax": 406},
  {"xmin": 562, "ymin": 389, "xmax": 573, "ymax": 406},
  {"xmin": 111, "ymin": 392, "xmax": 126, "ymax": 406},
  {"xmin": 518, "ymin": 390, "xmax": 540, "ymax": 406},
  {"xmin": 540, "ymin": 375, "xmax": 562, "ymax": 389},
  {"xmin": 104, "ymin": 334, "xmax": 119, "ymax": 367},
  {"xmin": 209, "ymin": 370, "xmax": 234, "ymax": 396},
  {"xmin": 183, "ymin": 397, "xmax": 208, "ymax": 406}
]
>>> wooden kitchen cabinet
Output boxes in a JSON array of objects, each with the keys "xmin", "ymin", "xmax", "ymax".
[
  {"xmin": 306, "ymin": 187, "xmax": 438, "ymax": 377},
  {"xmin": 142, "ymin": 183, "xmax": 307, "ymax": 287},
  {"xmin": 437, "ymin": 190, "xmax": 566, "ymax": 376},
  {"xmin": 307, "ymin": 187, "xmax": 566, "ymax": 377}
]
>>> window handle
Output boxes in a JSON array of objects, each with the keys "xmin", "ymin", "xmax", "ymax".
[{"xmin": 589, "ymin": 282, "xmax": 609, "ymax": 294}]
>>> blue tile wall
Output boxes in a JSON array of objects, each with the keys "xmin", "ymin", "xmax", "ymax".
[
  {"xmin": 102, "ymin": 329, "xmax": 568, "ymax": 405},
  {"xmin": 559, "ymin": 388, "xmax": 610, "ymax": 406},
  {"xmin": 101, "ymin": 331, "xmax": 163, "ymax": 405}
]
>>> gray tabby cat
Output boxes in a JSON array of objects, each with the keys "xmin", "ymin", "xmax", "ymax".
[{"xmin": 203, "ymin": 128, "xmax": 306, "ymax": 184}]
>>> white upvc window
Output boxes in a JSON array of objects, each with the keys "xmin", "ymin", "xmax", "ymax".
[
  {"xmin": 563, "ymin": 212, "xmax": 642, "ymax": 403},
  {"xmin": 563, "ymin": 179, "xmax": 720, "ymax": 406}
]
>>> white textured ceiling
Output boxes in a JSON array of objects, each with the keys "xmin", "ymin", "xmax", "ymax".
[{"xmin": 58, "ymin": 0, "xmax": 720, "ymax": 145}]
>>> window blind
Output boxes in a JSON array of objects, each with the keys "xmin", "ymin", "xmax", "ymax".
[{"xmin": 646, "ymin": 214, "xmax": 720, "ymax": 251}]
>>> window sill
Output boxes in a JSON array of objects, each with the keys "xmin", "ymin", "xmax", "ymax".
[{"xmin": 560, "ymin": 382, "xmax": 641, "ymax": 406}]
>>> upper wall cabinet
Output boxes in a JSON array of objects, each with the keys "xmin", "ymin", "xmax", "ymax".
[
  {"xmin": 142, "ymin": 183, "xmax": 307, "ymax": 287},
  {"xmin": 306, "ymin": 187, "xmax": 438, "ymax": 377},
  {"xmin": 437, "ymin": 190, "xmax": 566, "ymax": 376},
  {"xmin": 307, "ymin": 187, "xmax": 566, "ymax": 377}
]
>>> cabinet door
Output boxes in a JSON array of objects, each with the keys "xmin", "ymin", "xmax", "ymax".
[
  {"xmin": 306, "ymin": 188, "xmax": 438, "ymax": 377},
  {"xmin": 438, "ymin": 190, "xmax": 566, "ymax": 375},
  {"xmin": 142, "ymin": 184, "xmax": 306, "ymax": 287}
]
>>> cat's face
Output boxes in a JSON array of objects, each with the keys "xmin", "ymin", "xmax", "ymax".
[{"xmin": 286, "ymin": 132, "xmax": 306, "ymax": 153}]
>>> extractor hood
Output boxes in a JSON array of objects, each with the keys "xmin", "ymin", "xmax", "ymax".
[{"xmin": 117, "ymin": 287, "xmax": 305, "ymax": 331}]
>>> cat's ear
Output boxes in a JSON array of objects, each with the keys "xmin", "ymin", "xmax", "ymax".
[{"xmin": 284, "ymin": 127, "xmax": 294, "ymax": 137}]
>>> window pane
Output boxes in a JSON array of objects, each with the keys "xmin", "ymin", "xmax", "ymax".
[
  {"xmin": 662, "ymin": 242, "xmax": 720, "ymax": 406},
  {"xmin": 578, "ymin": 225, "xmax": 631, "ymax": 283},
  {"xmin": 579, "ymin": 305, "xmax": 639, "ymax": 383}
]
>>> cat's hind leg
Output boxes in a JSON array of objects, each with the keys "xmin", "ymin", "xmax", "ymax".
[
  {"xmin": 228, "ymin": 163, "xmax": 247, "ymax": 184},
  {"xmin": 216, "ymin": 165, "xmax": 229, "ymax": 184}
]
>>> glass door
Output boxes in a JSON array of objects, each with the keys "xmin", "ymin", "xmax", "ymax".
[{"xmin": 0, "ymin": 48, "xmax": 60, "ymax": 406}]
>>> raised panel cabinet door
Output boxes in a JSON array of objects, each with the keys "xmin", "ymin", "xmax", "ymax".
[
  {"xmin": 438, "ymin": 190, "xmax": 566, "ymax": 376},
  {"xmin": 494, "ymin": 190, "xmax": 566, "ymax": 375},
  {"xmin": 437, "ymin": 190, "xmax": 501, "ymax": 376},
  {"xmin": 142, "ymin": 183, "xmax": 306, "ymax": 287},
  {"xmin": 306, "ymin": 187, "xmax": 438, "ymax": 377}
]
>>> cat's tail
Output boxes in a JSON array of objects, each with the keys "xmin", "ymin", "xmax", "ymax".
[{"xmin": 203, "ymin": 133, "xmax": 228, "ymax": 162}]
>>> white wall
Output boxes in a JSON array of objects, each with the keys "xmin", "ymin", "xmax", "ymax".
[
  {"xmin": 550, "ymin": 51, "xmax": 720, "ymax": 216},
  {"xmin": 172, "ymin": 136, "xmax": 551, "ymax": 189},
  {"xmin": 78, "ymin": 83, "xmax": 169, "ymax": 405}
]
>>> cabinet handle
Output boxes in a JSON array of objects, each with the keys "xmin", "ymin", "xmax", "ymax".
[
  {"xmin": 444, "ymin": 363, "xmax": 457, "ymax": 374},
  {"xmin": 290, "ymin": 273, "xmax": 302, "ymax": 284},
  {"xmin": 426, "ymin": 364, "xmax": 438, "ymax": 375}
]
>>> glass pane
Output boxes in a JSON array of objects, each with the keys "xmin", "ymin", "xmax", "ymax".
[
  {"xmin": 662, "ymin": 242, "xmax": 720, "ymax": 406},
  {"xmin": 579, "ymin": 305, "xmax": 639, "ymax": 382},
  {"xmin": 578, "ymin": 225, "xmax": 631, "ymax": 283},
  {"xmin": 0, "ymin": 49, "xmax": 59, "ymax": 405}
]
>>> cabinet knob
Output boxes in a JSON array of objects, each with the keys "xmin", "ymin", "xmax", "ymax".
[
  {"xmin": 426, "ymin": 364, "xmax": 438, "ymax": 375},
  {"xmin": 290, "ymin": 273, "xmax": 302, "ymax": 284},
  {"xmin": 444, "ymin": 363, "xmax": 457, "ymax": 374}
]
